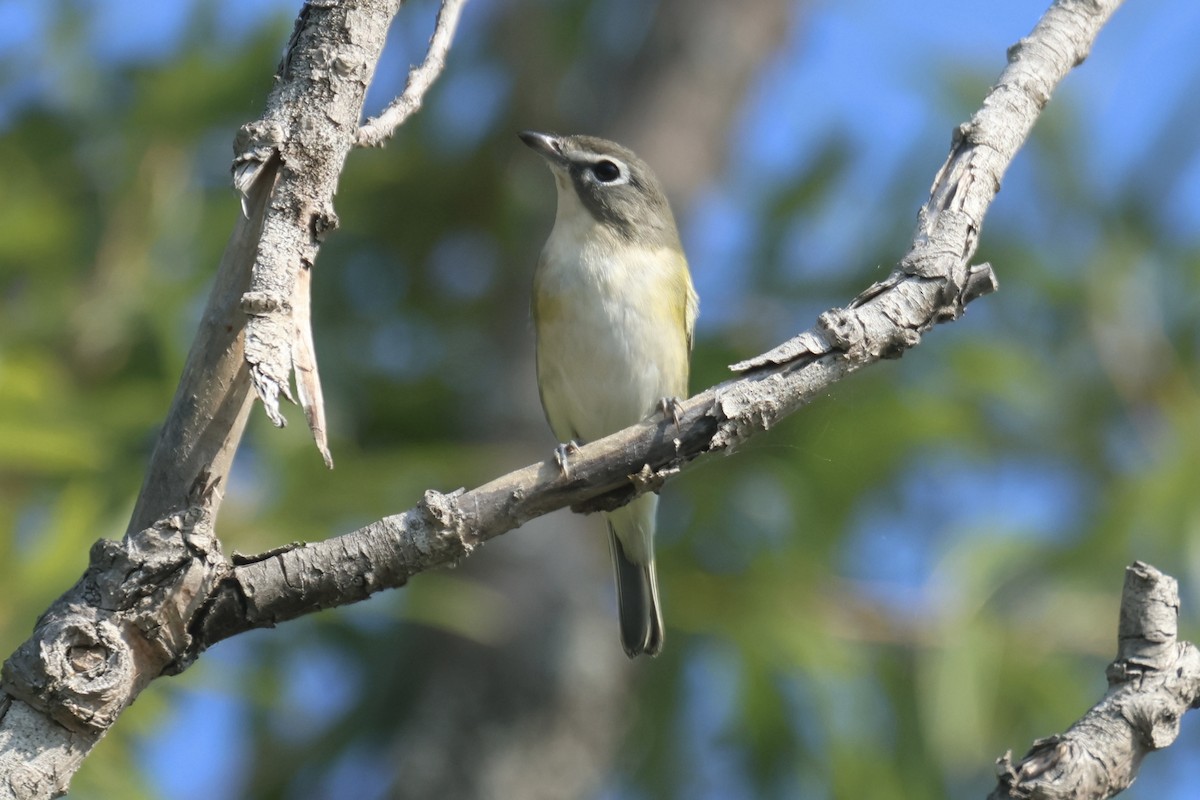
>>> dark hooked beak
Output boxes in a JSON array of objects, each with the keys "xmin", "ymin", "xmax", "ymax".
[{"xmin": 518, "ymin": 130, "xmax": 566, "ymax": 165}]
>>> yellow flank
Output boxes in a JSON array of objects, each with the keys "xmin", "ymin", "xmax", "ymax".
[{"xmin": 532, "ymin": 286, "xmax": 560, "ymax": 327}]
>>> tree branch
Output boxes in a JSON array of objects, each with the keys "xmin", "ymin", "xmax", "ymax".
[
  {"xmin": 125, "ymin": 159, "xmax": 274, "ymax": 536},
  {"xmin": 357, "ymin": 0, "xmax": 468, "ymax": 148},
  {"xmin": 990, "ymin": 562, "xmax": 1200, "ymax": 800}
]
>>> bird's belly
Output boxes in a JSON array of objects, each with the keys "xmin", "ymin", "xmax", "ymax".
[{"xmin": 536, "ymin": 292, "xmax": 680, "ymax": 444}]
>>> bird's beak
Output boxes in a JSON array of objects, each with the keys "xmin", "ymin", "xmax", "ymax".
[{"xmin": 519, "ymin": 130, "xmax": 566, "ymax": 166}]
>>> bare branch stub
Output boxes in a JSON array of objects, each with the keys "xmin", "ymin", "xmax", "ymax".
[{"xmin": 990, "ymin": 563, "xmax": 1200, "ymax": 800}]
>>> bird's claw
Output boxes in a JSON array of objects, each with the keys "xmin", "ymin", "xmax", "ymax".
[
  {"xmin": 554, "ymin": 440, "xmax": 581, "ymax": 478},
  {"xmin": 658, "ymin": 396, "xmax": 684, "ymax": 430}
]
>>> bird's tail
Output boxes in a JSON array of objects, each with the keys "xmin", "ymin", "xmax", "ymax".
[{"xmin": 606, "ymin": 494, "xmax": 664, "ymax": 658}]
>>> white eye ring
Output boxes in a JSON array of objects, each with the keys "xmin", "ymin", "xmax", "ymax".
[{"xmin": 590, "ymin": 158, "xmax": 629, "ymax": 185}]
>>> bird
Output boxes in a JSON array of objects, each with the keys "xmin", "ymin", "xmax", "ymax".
[{"xmin": 520, "ymin": 130, "xmax": 698, "ymax": 658}]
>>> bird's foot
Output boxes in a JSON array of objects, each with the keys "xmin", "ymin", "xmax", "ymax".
[
  {"xmin": 554, "ymin": 440, "xmax": 581, "ymax": 478},
  {"xmin": 658, "ymin": 396, "xmax": 684, "ymax": 431}
]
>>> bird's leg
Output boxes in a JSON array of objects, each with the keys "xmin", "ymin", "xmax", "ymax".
[
  {"xmin": 554, "ymin": 440, "xmax": 581, "ymax": 478},
  {"xmin": 658, "ymin": 397, "xmax": 684, "ymax": 431}
]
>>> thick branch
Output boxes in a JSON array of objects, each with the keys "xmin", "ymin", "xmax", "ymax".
[
  {"xmin": 991, "ymin": 563, "xmax": 1200, "ymax": 799},
  {"xmin": 0, "ymin": 479, "xmax": 225, "ymax": 797},
  {"xmin": 0, "ymin": 157, "xmax": 277, "ymax": 798},
  {"xmin": 357, "ymin": 0, "xmax": 468, "ymax": 147}
]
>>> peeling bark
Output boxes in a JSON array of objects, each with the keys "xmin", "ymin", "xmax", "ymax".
[{"xmin": 238, "ymin": 0, "xmax": 403, "ymax": 466}]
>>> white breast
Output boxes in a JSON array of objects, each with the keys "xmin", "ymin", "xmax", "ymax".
[{"xmin": 534, "ymin": 192, "xmax": 689, "ymax": 444}]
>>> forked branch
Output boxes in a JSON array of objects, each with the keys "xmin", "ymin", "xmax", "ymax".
[{"xmin": 357, "ymin": 0, "xmax": 469, "ymax": 147}]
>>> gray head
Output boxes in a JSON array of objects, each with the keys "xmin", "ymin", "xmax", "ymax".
[{"xmin": 519, "ymin": 131, "xmax": 681, "ymax": 249}]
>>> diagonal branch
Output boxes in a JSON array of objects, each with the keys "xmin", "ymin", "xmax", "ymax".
[
  {"xmin": 190, "ymin": 275, "xmax": 996, "ymax": 647},
  {"xmin": 990, "ymin": 563, "xmax": 1200, "ymax": 800},
  {"xmin": 740, "ymin": 0, "xmax": 1123, "ymax": 371},
  {"xmin": 356, "ymin": 0, "xmax": 469, "ymax": 148},
  {"xmin": 124, "ymin": 160, "xmax": 273, "ymax": 536}
]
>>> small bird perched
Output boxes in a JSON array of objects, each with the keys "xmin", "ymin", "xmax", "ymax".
[{"xmin": 520, "ymin": 130, "xmax": 698, "ymax": 658}]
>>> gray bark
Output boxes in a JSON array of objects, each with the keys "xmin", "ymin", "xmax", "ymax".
[{"xmin": 991, "ymin": 562, "xmax": 1200, "ymax": 799}]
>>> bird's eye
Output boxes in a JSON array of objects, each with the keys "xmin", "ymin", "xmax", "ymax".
[{"xmin": 592, "ymin": 160, "xmax": 621, "ymax": 183}]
